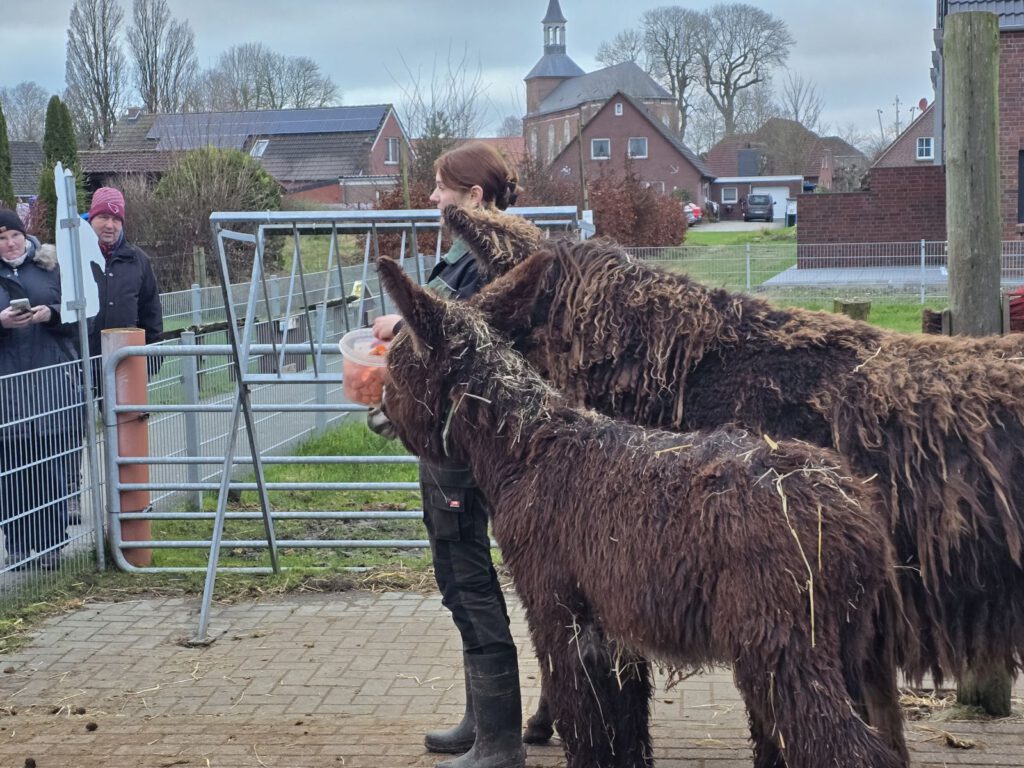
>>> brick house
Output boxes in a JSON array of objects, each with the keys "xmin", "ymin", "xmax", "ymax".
[
  {"xmin": 801, "ymin": 2, "xmax": 1024, "ymax": 245},
  {"xmin": 704, "ymin": 119, "xmax": 867, "ymax": 219},
  {"xmin": 81, "ymin": 105, "xmax": 413, "ymax": 207},
  {"xmin": 522, "ymin": 0, "xmax": 711, "ymax": 203},
  {"xmin": 872, "ymin": 102, "xmax": 936, "ymax": 169}
]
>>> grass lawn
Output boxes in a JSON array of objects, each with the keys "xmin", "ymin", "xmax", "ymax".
[
  {"xmin": 684, "ymin": 225, "xmax": 797, "ymax": 246},
  {"xmin": 150, "ymin": 420, "xmax": 427, "ymax": 571}
]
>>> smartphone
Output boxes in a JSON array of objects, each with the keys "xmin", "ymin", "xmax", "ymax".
[{"xmin": 9, "ymin": 298, "xmax": 31, "ymax": 314}]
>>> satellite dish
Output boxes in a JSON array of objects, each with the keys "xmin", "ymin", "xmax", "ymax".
[{"xmin": 918, "ymin": 98, "xmax": 928, "ymax": 111}]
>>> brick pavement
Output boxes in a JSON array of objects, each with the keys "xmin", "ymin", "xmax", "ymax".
[{"xmin": 0, "ymin": 591, "xmax": 1021, "ymax": 768}]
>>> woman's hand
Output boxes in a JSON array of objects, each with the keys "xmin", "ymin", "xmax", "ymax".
[
  {"xmin": 372, "ymin": 313, "xmax": 403, "ymax": 341},
  {"xmin": 0, "ymin": 305, "xmax": 51, "ymax": 329}
]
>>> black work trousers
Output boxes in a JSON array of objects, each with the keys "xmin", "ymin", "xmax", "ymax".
[{"xmin": 420, "ymin": 461, "xmax": 516, "ymax": 657}]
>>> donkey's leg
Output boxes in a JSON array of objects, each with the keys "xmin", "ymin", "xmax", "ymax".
[
  {"xmin": 741, "ymin": 695, "xmax": 784, "ymax": 768},
  {"xmin": 518, "ymin": 594, "xmax": 652, "ymax": 768},
  {"xmin": 522, "ymin": 671, "xmax": 555, "ymax": 744},
  {"xmin": 734, "ymin": 633, "xmax": 905, "ymax": 768},
  {"xmin": 859, "ymin": 635, "xmax": 909, "ymax": 766}
]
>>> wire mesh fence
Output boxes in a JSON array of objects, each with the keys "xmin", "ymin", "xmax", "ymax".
[{"xmin": 629, "ymin": 241, "xmax": 1024, "ymax": 302}]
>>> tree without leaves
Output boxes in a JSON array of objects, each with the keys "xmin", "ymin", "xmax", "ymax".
[
  {"xmin": 127, "ymin": 0, "xmax": 198, "ymax": 113},
  {"xmin": 696, "ymin": 3, "xmax": 794, "ymax": 135},
  {"xmin": 0, "ymin": 103, "xmax": 15, "ymax": 207},
  {"xmin": 391, "ymin": 44, "xmax": 489, "ymax": 142},
  {"xmin": 595, "ymin": 28, "xmax": 647, "ymax": 68},
  {"xmin": 196, "ymin": 43, "xmax": 339, "ymax": 111},
  {"xmin": 778, "ymin": 71, "xmax": 824, "ymax": 132},
  {"xmin": 640, "ymin": 6, "xmax": 704, "ymax": 140},
  {"xmin": 497, "ymin": 115, "xmax": 523, "ymax": 138},
  {"xmin": 65, "ymin": 0, "xmax": 128, "ymax": 147},
  {"xmin": 0, "ymin": 82, "xmax": 50, "ymax": 142}
]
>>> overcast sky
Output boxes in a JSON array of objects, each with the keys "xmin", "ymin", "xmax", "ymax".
[{"xmin": 4, "ymin": 0, "xmax": 935, "ymax": 143}]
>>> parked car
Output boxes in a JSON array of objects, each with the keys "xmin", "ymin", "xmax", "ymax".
[
  {"xmin": 683, "ymin": 202, "xmax": 703, "ymax": 225},
  {"xmin": 742, "ymin": 194, "xmax": 774, "ymax": 222}
]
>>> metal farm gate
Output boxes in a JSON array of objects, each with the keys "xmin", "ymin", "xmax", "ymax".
[{"xmin": 99, "ymin": 207, "xmax": 581, "ymax": 641}]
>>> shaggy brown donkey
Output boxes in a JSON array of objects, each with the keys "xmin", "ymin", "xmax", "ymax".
[
  {"xmin": 375, "ymin": 256, "xmax": 907, "ymax": 768},
  {"xmin": 444, "ymin": 204, "xmax": 1024, "ymax": 692}
]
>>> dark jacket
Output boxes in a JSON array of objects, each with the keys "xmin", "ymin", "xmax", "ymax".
[
  {"xmin": 425, "ymin": 239, "xmax": 483, "ymax": 300},
  {"xmin": 87, "ymin": 236, "xmax": 163, "ymax": 355},
  {"xmin": 0, "ymin": 237, "xmax": 82, "ymax": 438}
]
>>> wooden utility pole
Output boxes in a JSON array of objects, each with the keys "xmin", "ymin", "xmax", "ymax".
[
  {"xmin": 945, "ymin": 11, "xmax": 1011, "ymax": 716},
  {"xmin": 945, "ymin": 11, "xmax": 1002, "ymax": 337}
]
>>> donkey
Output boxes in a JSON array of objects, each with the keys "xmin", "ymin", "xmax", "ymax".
[
  {"xmin": 443, "ymin": 204, "xmax": 1024, "ymax": 695},
  {"xmin": 375, "ymin": 256, "xmax": 907, "ymax": 768}
]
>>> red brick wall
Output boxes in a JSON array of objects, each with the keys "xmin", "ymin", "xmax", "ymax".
[
  {"xmin": 998, "ymin": 31, "xmax": 1024, "ymax": 239},
  {"xmin": 285, "ymin": 183, "xmax": 341, "ymax": 204},
  {"xmin": 797, "ymin": 165, "xmax": 946, "ymax": 246}
]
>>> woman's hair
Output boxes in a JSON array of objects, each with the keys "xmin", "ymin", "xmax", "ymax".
[{"xmin": 435, "ymin": 141, "xmax": 520, "ymax": 210}]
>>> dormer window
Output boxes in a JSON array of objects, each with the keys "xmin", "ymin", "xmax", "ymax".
[
  {"xmin": 250, "ymin": 139, "xmax": 269, "ymax": 158},
  {"xmin": 614, "ymin": 102, "xmax": 623, "ymax": 117}
]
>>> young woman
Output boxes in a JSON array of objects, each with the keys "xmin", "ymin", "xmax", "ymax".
[{"xmin": 372, "ymin": 142, "xmax": 526, "ymax": 768}]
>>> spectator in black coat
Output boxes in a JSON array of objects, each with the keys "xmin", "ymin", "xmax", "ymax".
[
  {"xmin": 0, "ymin": 208, "xmax": 82, "ymax": 570},
  {"xmin": 85, "ymin": 187, "xmax": 163, "ymax": 358}
]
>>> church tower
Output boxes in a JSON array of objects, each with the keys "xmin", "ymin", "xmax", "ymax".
[{"xmin": 524, "ymin": 0, "xmax": 584, "ymax": 114}]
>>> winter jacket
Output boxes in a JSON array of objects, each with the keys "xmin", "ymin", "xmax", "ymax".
[
  {"xmin": 424, "ymin": 238, "xmax": 483, "ymax": 300},
  {"xmin": 0, "ymin": 237, "xmax": 83, "ymax": 438},
  {"xmin": 87, "ymin": 236, "xmax": 163, "ymax": 356}
]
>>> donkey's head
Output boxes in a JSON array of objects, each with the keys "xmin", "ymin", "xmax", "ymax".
[
  {"xmin": 376, "ymin": 256, "xmax": 547, "ymax": 465},
  {"xmin": 442, "ymin": 204, "xmax": 544, "ymax": 281}
]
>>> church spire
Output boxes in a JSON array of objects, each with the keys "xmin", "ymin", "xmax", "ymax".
[{"xmin": 543, "ymin": 0, "xmax": 568, "ymax": 54}]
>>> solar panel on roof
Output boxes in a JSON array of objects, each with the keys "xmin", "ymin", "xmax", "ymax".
[{"xmin": 147, "ymin": 106, "xmax": 388, "ymax": 144}]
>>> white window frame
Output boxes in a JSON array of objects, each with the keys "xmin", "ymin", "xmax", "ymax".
[
  {"xmin": 250, "ymin": 139, "xmax": 269, "ymax": 158},
  {"xmin": 385, "ymin": 137, "xmax": 400, "ymax": 165},
  {"xmin": 721, "ymin": 187, "xmax": 738, "ymax": 204},
  {"xmin": 591, "ymin": 138, "xmax": 611, "ymax": 160},
  {"xmin": 627, "ymin": 137, "xmax": 648, "ymax": 159},
  {"xmin": 614, "ymin": 102, "xmax": 623, "ymax": 116},
  {"xmin": 916, "ymin": 136, "xmax": 934, "ymax": 161}
]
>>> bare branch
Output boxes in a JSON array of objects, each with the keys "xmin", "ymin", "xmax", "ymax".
[
  {"xmin": 0, "ymin": 82, "xmax": 50, "ymax": 142},
  {"xmin": 65, "ymin": 0, "xmax": 129, "ymax": 146}
]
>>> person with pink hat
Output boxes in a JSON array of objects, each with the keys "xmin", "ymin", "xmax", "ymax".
[{"xmin": 85, "ymin": 187, "xmax": 163, "ymax": 357}]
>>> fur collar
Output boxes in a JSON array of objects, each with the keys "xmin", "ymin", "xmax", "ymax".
[{"xmin": 29, "ymin": 237, "xmax": 58, "ymax": 271}]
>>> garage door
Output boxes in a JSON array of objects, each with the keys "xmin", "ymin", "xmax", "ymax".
[{"xmin": 751, "ymin": 187, "xmax": 789, "ymax": 220}]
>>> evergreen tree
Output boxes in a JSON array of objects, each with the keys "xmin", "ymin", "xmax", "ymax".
[
  {"xmin": 37, "ymin": 95, "xmax": 81, "ymax": 241},
  {"xmin": 0, "ymin": 102, "xmax": 15, "ymax": 208}
]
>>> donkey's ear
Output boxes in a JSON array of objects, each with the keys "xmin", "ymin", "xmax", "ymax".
[
  {"xmin": 473, "ymin": 250, "xmax": 552, "ymax": 340},
  {"xmin": 377, "ymin": 257, "xmax": 445, "ymax": 352},
  {"xmin": 443, "ymin": 204, "xmax": 543, "ymax": 280}
]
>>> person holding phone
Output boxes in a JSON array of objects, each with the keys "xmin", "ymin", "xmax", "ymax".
[{"xmin": 0, "ymin": 208, "xmax": 82, "ymax": 570}]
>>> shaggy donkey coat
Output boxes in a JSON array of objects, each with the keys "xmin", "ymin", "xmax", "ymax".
[
  {"xmin": 376, "ymin": 257, "xmax": 906, "ymax": 768},
  {"xmin": 444, "ymin": 204, "xmax": 1024, "ymax": 686}
]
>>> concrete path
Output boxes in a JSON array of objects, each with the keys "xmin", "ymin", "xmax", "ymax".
[{"xmin": 0, "ymin": 591, "xmax": 1021, "ymax": 767}]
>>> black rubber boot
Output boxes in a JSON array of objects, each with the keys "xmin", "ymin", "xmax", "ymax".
[
  {"xmin": 425, "ymin": 656, "xmax": 476, "ymax": 754},
  {"xmin": 436, "ymin": 650, "xmax": 526, "ymax": 768}
]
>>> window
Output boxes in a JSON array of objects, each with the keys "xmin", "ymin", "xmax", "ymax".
[
  {"xmin": 628, "ymin": 137, "xmax": 648, "ymax": 159},
  {"xmin": 385, "ymin": 137, "xmax": 400, "ymax": 165},
  {"xmin": 916, "ymin": 137, "xmax": 934, "ymax": 161},
  {"xmin": 564, "ymin": 119, "xmax": 571, "ymax": 145},
  {"xmin": 591, "ymin": 138, "xmax": 611, "ymax": 160},
  {"xmin": 250, "ymin": 139, "xmax": 269, "ymax": 158},
  {"xmin": 614, "ymin": 102, "xmax": 623, "ymax": 116},
  {"xmin": 721, "ymin": 187, "xmax": 738, "ymax": 204}
]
